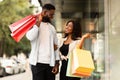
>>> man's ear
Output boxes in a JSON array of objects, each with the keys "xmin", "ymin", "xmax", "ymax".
[{"xmin": 43, "ymin": 10, "xmax": 47, "ymax": 15}]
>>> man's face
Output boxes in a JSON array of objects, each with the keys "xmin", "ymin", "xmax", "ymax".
[{"xmin": 45, "ymin": 10, "xmax": 55, "ymax": 19}]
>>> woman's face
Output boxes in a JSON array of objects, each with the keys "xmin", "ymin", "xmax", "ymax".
[{"xmin": 64, "ymin": 21, "xmax": 73, "ymax": 34}]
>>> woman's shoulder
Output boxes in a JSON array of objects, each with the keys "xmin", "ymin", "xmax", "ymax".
[
  {"xmin": 58, "ymin": 37, "xmax": 66, "ymax": 42},
  {"xmin": 74, "ymin": 37, "xmax": 81, "ymax": 42},
  {"xmin": 76, "ymin": 37, "xmax": 81, "ymax": 40}
]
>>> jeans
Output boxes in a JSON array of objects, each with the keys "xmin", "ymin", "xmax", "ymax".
[{"xmin": 31, "ymin": 63, "xmax": 55, "ymax": 80}]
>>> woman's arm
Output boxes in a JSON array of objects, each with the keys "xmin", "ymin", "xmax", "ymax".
[{"xmin": 78, "ymin": 33, "xmax": 91, "ymax": 49}]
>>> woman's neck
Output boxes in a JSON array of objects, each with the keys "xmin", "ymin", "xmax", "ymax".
[{"xmin": 64, "ymin": 34, "xmax": 72, "ymax": 44}]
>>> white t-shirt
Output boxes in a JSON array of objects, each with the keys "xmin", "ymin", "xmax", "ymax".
[
  {"xmin": 37, "ymin": 22, "xmax": 57, "ymax": 64},
  {"xmin": 26, "ymin": 22, "xmax": 59, "ymax": 66}
]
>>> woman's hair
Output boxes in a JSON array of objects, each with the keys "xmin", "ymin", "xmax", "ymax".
[{"xmin": 64, "ymin": 20, "xmax": 82, "ymax": 40}]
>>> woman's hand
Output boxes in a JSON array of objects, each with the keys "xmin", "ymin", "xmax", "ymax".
[
  {"xmin": 82, "ymin": 33, "xmax": 91, "ymax": 39},
  {"xmin": 60, "ymin": 55, "xmax": 68, "ymax": 61},
  {"xmin": 78, "ymin": 33, "xmax": 91, "ymax": 49}
]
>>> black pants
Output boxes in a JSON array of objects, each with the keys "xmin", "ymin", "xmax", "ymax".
[
  {"xmin": 60, "ymin": 60, "xmax": 81, "ymax": 80},
  {"xmin": 31, "ymin": 63, "xmax": 55, "ymax": 80}
]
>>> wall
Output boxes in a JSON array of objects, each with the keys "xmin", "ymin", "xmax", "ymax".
[{"xmin": 105, "ymin": 0, "xmax": 120, "ymax": 80}]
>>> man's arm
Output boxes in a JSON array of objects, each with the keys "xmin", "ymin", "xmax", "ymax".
[
  {"xmin": 54, "ymin": 44, "xmax": 58, "ymax": 50},
  {"xmin": 35, "ymin": 14, "xmax": 42, "ymax": 27},
  {"xmin": 26, "ymin": 25, "xmax": 39, "ymax": 41}
]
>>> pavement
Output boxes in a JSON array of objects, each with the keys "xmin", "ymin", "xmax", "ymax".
[{"xmin": 0, "ymin": 66, "xmax": 60, "ymax": 80}]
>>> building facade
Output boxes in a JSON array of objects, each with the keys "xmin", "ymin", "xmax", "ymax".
[{"xmin": 31, "ymin": 0, "xmax": 120, "ymax": 80}]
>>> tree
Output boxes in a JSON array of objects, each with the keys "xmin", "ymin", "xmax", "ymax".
[{"xmin": 0, "ymin": 0, "xmax": 33, "ymax": 57}]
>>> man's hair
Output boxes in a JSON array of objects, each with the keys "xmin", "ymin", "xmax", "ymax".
[
  {"xmin": 42, "ymin": 4, "xmax": 55, "ymax": 23},
  {"xmin": 42, "ymin": 3, "xmax": 55, "ymax": 10}
]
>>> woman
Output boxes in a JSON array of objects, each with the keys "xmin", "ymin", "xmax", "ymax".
[{"xmin": 59, "ymin": 20, "xmax": 90, "ymax": 80}]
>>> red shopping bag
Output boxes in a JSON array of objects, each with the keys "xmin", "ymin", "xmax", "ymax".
[
  {"xmin": 9, "ymin": 14, "xmax": 41, "ymax": 42},
  {"xmin": 9, "ymin": 15, "xmax": 34, "ymax": 33}
]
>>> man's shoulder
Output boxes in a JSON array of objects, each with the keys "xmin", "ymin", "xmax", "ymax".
[
  {"xmin": 48, "ymin": 23, "xmax": 54, "ymax": 27},
  {"xmin": 48, "ymin": 23, "xmax": 56, "ymax": 31}
]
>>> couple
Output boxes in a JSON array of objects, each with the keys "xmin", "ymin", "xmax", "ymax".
[{"xmin": 26, "ymin": 3, "xmax": 90, "ymax": 80}]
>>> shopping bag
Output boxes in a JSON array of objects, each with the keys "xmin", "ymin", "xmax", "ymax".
[
  {"xmin": 66, "ymin": 47, "xmax": 95, "ymax": 78},
  {"xmin": 11, "ymin": 17, "xmax": 36, "ymax": 42},
  {"xmin": 72, "ymin": 48, "xmax": 95, "ymax": 77},
  {"xmin": 9, "ymin": 14, "xmax": 41, "ymax": 42},
  {"xmin": 66, "ymin": 52, "xmax": 81, "ymax": 78},
  {"xmin": 9, "ymin": 15, "xmax": 33, "ymax": 33}
]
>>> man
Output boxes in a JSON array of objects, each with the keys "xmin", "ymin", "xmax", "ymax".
[{"xmin": 26, "ymin": 4, "xmax": 60, "ymax": 80}]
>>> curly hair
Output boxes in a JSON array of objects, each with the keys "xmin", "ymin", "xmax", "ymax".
[
  {"xmin": 42, "ymin": 3, "xmax": 55, "ymax": 10},
  {"xmin": 64, "ymin": 20, "xmax": 82, "ymax": 40},
  {"xmin": 42, "ymin": 3, "xmax": 55, "ymax": 23}
]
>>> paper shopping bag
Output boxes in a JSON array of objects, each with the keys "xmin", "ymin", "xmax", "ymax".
[
  {"xmin": 9, "ymin": 14, "xmax": 41, "ymax": 42},
  {"xmin": 9, "ymin": 15, "xmax": 33, "ymax": 33},
  {"xmin": 11, "ymin": 17, "xmax": 36, "ymax": 42},
  {"xmin": 72, "ymin": 48, "xmax": 95, "ymax": 77},
  {"xmin": 66, "ymin": 52, "xmax": 81, "ymax": 78}
]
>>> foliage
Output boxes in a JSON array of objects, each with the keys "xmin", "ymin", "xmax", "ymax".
[{"xmin": 0, "ymin": 0, "xmax": 33, "ymax": 57}]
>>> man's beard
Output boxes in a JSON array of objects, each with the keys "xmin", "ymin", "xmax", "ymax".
[{"xmin": 42, "ymin": 16, "xmax": 51, "ymax": 23}]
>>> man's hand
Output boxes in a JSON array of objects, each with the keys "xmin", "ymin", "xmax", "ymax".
[
  {"xmin": 54, "ymin": 44, "xmax": 58, "ymax": 51},
  {"xmin": 52, "ymin": 61, "xmax": 59, "ymax": 74},
  {"xmin": 35, "ymin": 14, "xmax": 42, "ymax": 27}
]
